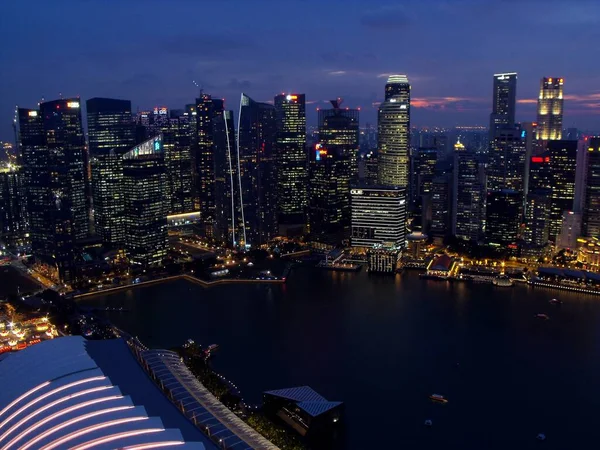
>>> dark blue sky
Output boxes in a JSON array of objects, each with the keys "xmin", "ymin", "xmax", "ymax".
[{"xmin": 2, "ymin": 0, "xmax": 600, "ymax": 141}]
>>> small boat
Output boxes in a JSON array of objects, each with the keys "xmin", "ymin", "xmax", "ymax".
[
  {"xmin": 424, "ymin": 419, "xmax": 433, "ymax": 426},
  {"xmin": 549, "ymin": 298, "xmax": 562, "ymax": 305},
  {"xmin": 429, "ymin": 394, "xmax": 448, "ymax": 404},
  {"xmin": 535, "ymin": 314, "xmax": 550, "ymax": 320},
  {"xmin": 537, "ymin": 433, "xmax": 546, "ymax": 441}
]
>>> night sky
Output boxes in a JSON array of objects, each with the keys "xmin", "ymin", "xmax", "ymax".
[{"xmin": 2, "ymin": 0, "xmax": 600, "ymax": 141}]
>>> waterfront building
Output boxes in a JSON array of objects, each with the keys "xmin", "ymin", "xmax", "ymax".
[
  {"xmin": 429, "ymin": 174, "xmax": 451, "ymax": 241},
  {"xmin": 547, "ymin": 140, "xmax": 577, "ymax": 239},
  {"xmin": 122, "ymin": 136, "xmax": 168, "ymax": 267},
  {"xmin": 378, "ymin": 75, "xmax": 410, "ymax": 187},
  {"xmin": 238, "ymin": 93, "xmax": 278, "ymax": 247},
  {"xmin": 426, "ymin": 254, "xmax": 457, "ymax": 278},
  {"xmin": 537, "ymin": 77, "xmax": 564, "ymax": 141},
  {"xmin": 583, "ymin": 137, "xmax": 600, "ymax": 238},
  {"xmin": 577, "ymin": 237, "xmax": 600, "ymax": 268},
  {"xmin": 489, "ymin": 72, "xmax": 517, "ymax": 138},
  {"xmin": 487, "ymin": 127, "xmax": 526, "ymax": 194},
  {"xmin": 0, "ymin": 163, "xmax": 27, "ymax": 247},
  {"xmin": 453, "ymin": 144, "xmax": 486, "ymax": 241},
  {"xmin": 162, "ymin": 110, "xmax": 194, "ymax": 215},
  {"xmin": 406, "ymin": 231, "xmax": 428, "ymax": 260},
  {"xmin": 86, "ymin": 98, "xmax": 136, "ymax": 247},
  {"xmin": 194, "ymin": 94, "xmax": 224, "ymax": 236},
  {"xmin": 213, "ymin": 110, "xmax": 241, "ymax": 246},
  {"xmin": 309, "ymin": 99, "xmax": 359, "ymax": 242},
  {"xmin": 367, "ymin": 244, "xmax": 401, "ymax": 273},
  {"xmin": 274, "ymin": 93, "xmax": 307, "ymax": 227},
  {"xmin": 263, "ymin": 386, "xmax": 343, "ymax": 438},
  {"xmin": 557, "ymin": 211, "xmax": 581, "ymax": 250},
  {"xmin": 486, "ymin": 189, "xmax": 522, "ymax": 246},
  {"xmin": 523, "ymin": 189, "xmax": 551, "ymax": 247},
  {"xmin": 350, "ymin": 186, "xmax": 407, "ymax": 248}
]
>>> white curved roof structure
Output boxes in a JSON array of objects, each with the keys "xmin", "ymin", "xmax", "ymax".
[{"xmin": 0, "ymin": 336, "xmax": 209, "ymax": 450}]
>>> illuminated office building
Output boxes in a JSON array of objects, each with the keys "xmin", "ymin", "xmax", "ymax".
[
  {"xmin": 162, "ymin": 110, "xmax": 194, "ymax": 215},
  {"xmin": 523, "ymin": 189, "xmax": 551, "ymax": 247},
  {"xmin": 410, "ymin": 148, "xmax": 438, "ymax": 232},
  {"xmin": 238, "ymin": 93, "xmax": 278, "ymax": 246},
  {"xmin": 429, "ymin": 174, "xmax": 450, "ymax": 240},
  {"xmin": 583, "ymin": 137, "xmax": 600, "ymax": 238},
  {"xmin": 547, "ymin": 140, "xmax": 577, "ymax": 238},
  {"xmin": 86, "ymin": 98, "xmax": 135, "ymax": 247},
  {"xmin": 17, "ymin": 99, "xmax": 87, "ymax": 282},
  {"xmin": 528, "ymin": 153, "xmax": 552, "ymax": 191},
  {"xmin": 363, "ymin": 150, "xmax": 378, "ymax": 185},
  {"xmin": 489, "ymin": 72, "xmax": 517, "ymax": 138},
  {"xmin": 453, "ymin": 145, "xmax": 486, "ymax": 241},
  {"xmin": 308, "ymin": 99, "xmax": 359, "ymax": 241},
  {"xmin": 0, "ymin": 163, "xmax": 27, "ymax": 247},
  {"xmin": 486, "ymin": 190, "xmax": 522, "ymax": 245},
  {"xmin": 536, "ymin": 77, "xmax": 564, "ymax": 141},
  {"xmin": 213, "ymin": 110, "xmax": 241, "ymax": 246},
  {"xmin": 274, "ymin": 93, "xmax": 306, "ymax": 226},
  {"xmin": 487, "ymin": 127, "xmax": 526, "ymax": 194},
  {"xmin": 378, "ymin": 75, "xmax": 410, "ymax": 187},
  {"xmin": 350, "ymin": 186, "xmax": 407, "ymax": 248},
  {"xmin": 122, "ymin": 136, "xmax": 168, "ymax": 267}
]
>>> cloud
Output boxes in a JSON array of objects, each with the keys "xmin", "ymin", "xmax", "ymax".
[
  {"xmin": 410, "ymin": 96, "xmax": 486, "ymax": 111},
  {"xmin": 328, "ymin": 71, "xmax": 347, "ymax": 76},
  {"xmin": 361, "ymin": 5, "xmax": 412, "ymax": 30}
]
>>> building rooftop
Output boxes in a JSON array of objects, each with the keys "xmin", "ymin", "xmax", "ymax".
[
  {"xmin": 264, "ymin": 387, "xmax": 342, "ymax": 418},
  {"xmin": 386, "ymin": 74, "xmax": 409, "ymax": 84},
  {"xmin": 0, "ymin": 336, "xmax": 211, "ymax": 450}
]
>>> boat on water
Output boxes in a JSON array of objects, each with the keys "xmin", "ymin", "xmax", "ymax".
[
  {"xmin": 207, "ymin": 344, "xmax": 219, "ymax": 352},
  {"xmin": 549, "ymin": 298, "xmax": 562, "ymax": 305},
  {"xmin": 429, "ymin": 394, "xmax": 448, "ymax": 404},
  {"xmin": 535, "ymin": 313, "xmax": 550, "ymax": 320},
  {"xmin": 492, "ymin": 276, "xmax": 514, "ymax": 287}
]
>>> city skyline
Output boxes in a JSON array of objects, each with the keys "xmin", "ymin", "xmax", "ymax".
[{"xmin": 3, "ymin": 0, "xmax": 600, "ymax": 141}]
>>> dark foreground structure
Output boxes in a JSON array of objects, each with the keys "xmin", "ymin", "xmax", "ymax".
[{"xmin": 263, "ymin": 386, "xmax": 343, "ymax": 438}]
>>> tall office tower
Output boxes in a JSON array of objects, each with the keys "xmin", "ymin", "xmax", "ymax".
[
  {"xmin": 0, "ymin": 163, "xmax": 27, "ymax": 247},
  {"xmin": 410, "ymin": 148, "xmax": 438, "ymax": 231},
  {"xmin": 583, "ymin": 137, "xmax": 600, "ymax": 237},
  {"xmin": 162, "ymin": 111, "xmax": 194, "ymax": 215},
  {"xmin": 523, "ymin": 189, "xmax": 551, "ymax": 246},
  {"xmin": 547, "ymin": 140, "xmax": 577, "ymax": 238},
  {"xmin": 86, "ymin": 98, "xmax": 136, "ymax": 247},
  {"xmin": 40, "ymin": 99, "xmax": 89, "ymax": 239},
  {"xmin": 486, "ymin": 190, "xmax": 522, "ymax": 245},
  {"xmin": 489, "ymin": 72, "xmax": 517, "ymax": 138},
  {"xmin": 213, "ymin": 110, "xmax": 240, "ymax": 246},
  {"xmin": 537, "ymin": 77, "xmax": 564, "ymax": 141},
  {"xmin": 528, "ymin": 154, "xmax": 552, "ymax": 191},
  {"xmin": 378, "ymin": 75, "xmax": 410, "ymax": 187},
  {"xmin": 122, "ymin": 136, "xmax": 168, "ymax": 267},
  {"xmin": 364, "ymin": 151, "xmax": 378, "ymax": 185},
  {"xmin": 557, "ymin": 211, "xmax": 581, "ymax": 249},
  {"xmin": 18, "ymin": 106, "xmax": 77, "ymax": 282},
  {"xmin": 361, "ymin": 123, "xmax": 377, "ymax": 151},
  {"xmin": 429, "ymin": 175, "xmax": 450, "ymax": 240},
  {"xmin": 274, "ymin": 93, "xmax": 307, "ymax": 227},
  {"xmin": 308, "ymin": 100, "xmax": 359, "ymax": 241},
  {"xmin": 350, "ymin": 186, "xmax": 407, "ymax": 248},
  {"xmin": 238, "ymin": 93, "xmax": 278, "ymax": 247},
  {"xmin": 195, "ymin": 95, "xmax": 224, "ymax": 236},
  {"xmin": 487, "ymin": 127, "xmax": 526, "ymax": 193},
  {"xmin": 453, "ymin": 145, "xmax": 486, "ymax": 241}
]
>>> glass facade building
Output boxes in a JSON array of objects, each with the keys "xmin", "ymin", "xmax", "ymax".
[
  {"xmin": 489, "ymin": 72, "xmax": 517, "ymax": 138},
  {"xmin": 378, "ymin": 75, "xmax": 410, "ymax": 188},
  {"xmin": 238, "ymin": 94, "xmax": 278, "ymax": 247},
  {"xmin": 163, "ymin": 111, "xmax": 194, "ymax": 215},
  {"xmin": 86, "ymin": 98, "xmax": 136, "ymax": 247},
  {"xmin": 122, "ymin": 136, "xmax": 168, "ymax": 267},
  {"xmin": 487, "ymin": 127, "xmax": 526, "ymax": 194},
  {"xmin": 583, "ymin": 137, "xmax": 600, "ymax": 238},
  {"xmin": 547, "ymin": 140, "xmax": 577, "ymax": 238},
  {"xmin": 274, "ymin": 93, "xmax": 307, "ymax": 225},
  {"xmin": 536, "ymin": 77, "xmax": 564, "ymax": 141},
  {"xmin": 453, "ymin": 147, "xmax": 486, "ymax": 241},
  {"xmin": 486, "ymin": 189, "xmax": 522, "ymax": 245}
]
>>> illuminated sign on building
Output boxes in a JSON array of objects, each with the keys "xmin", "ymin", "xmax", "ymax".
[
  {"xmin": 350, "ymin": 189, "xmax": 363, "ymax": 195},
  {"xmin": 67, "ymin": 101, "xmax": 80, "ymax": 108},
  {"xmin": 28, "ymin": 111, "xmax": 37, "ymax": 117},
  {"xmin": 285, "ymin": 94, "xmax": 298, "ymax": 101}
]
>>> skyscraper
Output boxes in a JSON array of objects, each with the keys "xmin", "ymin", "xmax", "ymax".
[
  {"xmin": 308, "ymin": 100, "xmax": 359, "ymax": 241},
  {"xmin": 40, "ymin": 99, "xmax": 89, "ymax": 239},
  {"xmin": 238, "ymin": 93, "xmax": 278, "ymax": 246},
  {"xmin": 489, "ymin": 72, "xmax": 517, "ymax": 138},
  {"xmin": 194, "ymin": 94, "xmax": 224, "ymax": 237},
  {"xmin": 486, "ymin": 190, "xmax": 522, "ymax": 245},
  {"xmin": 487, "ymin": 127, "xmax": 526, "ymax": 194},
  {"xmin": 583, "ymin": 137, "xmax": 600, "ymax": 238},
  {"xmin": 410, "ymin": 148, "xmax": 438, "ymax": 231},
  {"xmin": 122, "ymin": 136, "xmax": 168, "ymax": 267},
  {"xmin": 378, "ymin": 75, "xmax": 410, "ymax": 187},
  {"xmin": 429, "ymin": 174, "xmax": 451, "ymax": 240},
  {"xmin": 0, "ymin": 163, "xmax": 27, "ymax": 247},
  {"xmin": 350, "ymin": 186, "xmax": 407, "ymax": 248},
  {"xmin": 547, "ymin": 140, "xmax": 577, "ymax": 238},
  {"xmin": 86, "ymin": 98, "xmax": 135, "ymax": 247},
  {"xmin": 536, "ymin": 77, "xmax": 564, "ymax": 141},
  {"xmin": 162, "ymin": 110, "xmax": 194, "ymax": 215},
  {"xmin": 274, "ymin": 93, "xmax": 307, "ymax": 227},
  {"xmin": 523, "ymin": 189, "xmax": 551, "ymax": 247},
  {"xmin": 453, "ymin": 145, "xmax": 486, "ymax": 241}
]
